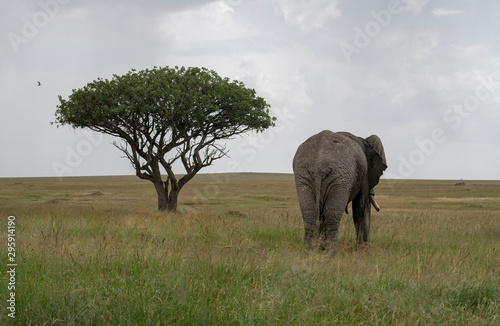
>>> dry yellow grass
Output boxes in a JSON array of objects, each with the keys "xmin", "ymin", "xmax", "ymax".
[{"xmin": 0, "ymin": 174, "xmax": 499, "ymax": 324}]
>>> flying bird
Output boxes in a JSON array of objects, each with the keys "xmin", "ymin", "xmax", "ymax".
[{"xmin": 37, "ymin": 81, "xmax": 41, "ymax": 86}]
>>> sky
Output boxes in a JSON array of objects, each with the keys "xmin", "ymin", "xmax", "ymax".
[{"xmin": 1, "ymin": 0, "xmax": 499, "ymax": 180}]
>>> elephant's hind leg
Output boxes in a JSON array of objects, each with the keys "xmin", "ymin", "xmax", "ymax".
[
  {"xmin": 321, "ymin": 209, "xmax": 344, "ymax": 256},
  {"xmin": 302, "ymin": 210, "xmax": 318, "ymax": 250},
  {"xmin": 295, "ymin": 181, "xmax": 319, "ymax": 250}
]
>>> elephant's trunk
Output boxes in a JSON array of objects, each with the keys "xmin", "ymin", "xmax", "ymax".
[{"xmin": 369, "ymin": 194, "xmax": 381, "ymax": 212}]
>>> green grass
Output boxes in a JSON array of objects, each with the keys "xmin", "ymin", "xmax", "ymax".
[{"xmin": 0, "ymin": 174, "xmax": 499, "ymax": 325}]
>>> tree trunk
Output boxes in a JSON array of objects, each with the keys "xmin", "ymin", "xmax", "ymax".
[
  {"xmin": 153, "ymin": 179, "xmax": 179, "ymax": 212},
  {"xmin": 154, "ymin": 180, "xmax": 169, "ymax": 211},
  {"xmin": 166, "ymin": 187, "xmax": 179, "ymax": 211}
]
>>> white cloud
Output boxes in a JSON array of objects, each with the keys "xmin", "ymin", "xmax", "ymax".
[
  {"xmin": 401, "ymin": 0, "xmax": 430, "ymax": 13},
  {"xmin": 432, "ymin": 8, "xmax": 464, "ymax": 17},
  {"xmin": 274, "ymin": 0, "xmax": 342, "ymax": 32},
  {"xmin": 160, "ymin": 1, "xmax": 243, "ymax": 51}
]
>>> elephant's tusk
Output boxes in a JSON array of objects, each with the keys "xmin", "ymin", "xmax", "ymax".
[
  {"xmin": 345, "ymin": 204, "xmax": 349, "ymax": 214},
  {"xmin": 369, "ymin": 195, "xmax": 381, "ymax": 212}
]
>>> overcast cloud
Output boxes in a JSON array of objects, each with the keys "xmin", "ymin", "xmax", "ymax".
[{"xmin": 1, "ymin": 0, "xmax": 499, "ymax": 180}]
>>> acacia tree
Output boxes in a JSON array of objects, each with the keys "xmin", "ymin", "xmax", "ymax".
[{"xmin": 55, "ymin": 66, "xmax": 275, "ymax": 211}]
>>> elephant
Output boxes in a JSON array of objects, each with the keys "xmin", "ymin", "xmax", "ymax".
[{"xmin": 292, "ymin": 130, "xmax": 387, "ymax": 255}]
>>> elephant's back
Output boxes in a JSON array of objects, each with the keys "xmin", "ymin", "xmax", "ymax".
[{"xmin": 293, "ymin": 130, "xmax": 362, "ymax": 176}]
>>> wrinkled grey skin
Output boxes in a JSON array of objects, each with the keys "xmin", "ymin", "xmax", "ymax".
[{"xmin": 293, "ymin": 130, "xmax": 387, "ymax": 255}]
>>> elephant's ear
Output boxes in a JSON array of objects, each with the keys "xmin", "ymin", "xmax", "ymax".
[{"xmin": 366, "ymin": 135, "xmax": 387, "ymax": 169}]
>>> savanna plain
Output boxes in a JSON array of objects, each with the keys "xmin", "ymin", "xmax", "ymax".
[{"xmin": 0, "ymin": 174, "xmax": 499, "ymax": 325}]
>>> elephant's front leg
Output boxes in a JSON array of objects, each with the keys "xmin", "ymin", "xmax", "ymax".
[{"xmin": 353, "ymin": 195, "xmax": 371, "ymax": 244}]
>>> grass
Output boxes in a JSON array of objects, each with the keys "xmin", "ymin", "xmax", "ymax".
[{"xmin": 0, "ymin": 174, "xmax": 499, "ymax": 325}]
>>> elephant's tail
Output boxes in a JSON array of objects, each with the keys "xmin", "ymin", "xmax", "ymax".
[{"xmin": 314, "ymin": 174, "xmax": 322, "ymax": 221}]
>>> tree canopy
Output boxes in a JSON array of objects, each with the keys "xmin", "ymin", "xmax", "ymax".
[{"xmin": 55, "ymin": 66, "xmax": 275, "ymax": 211}]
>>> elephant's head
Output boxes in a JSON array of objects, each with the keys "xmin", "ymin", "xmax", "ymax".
[
  {"xmin": 363, "ymin": 135, "xmax": 387, "ymax": 211},
  {"xmin": 365, "ymin": 134, "xmax": 387, "ymax": 191}
]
